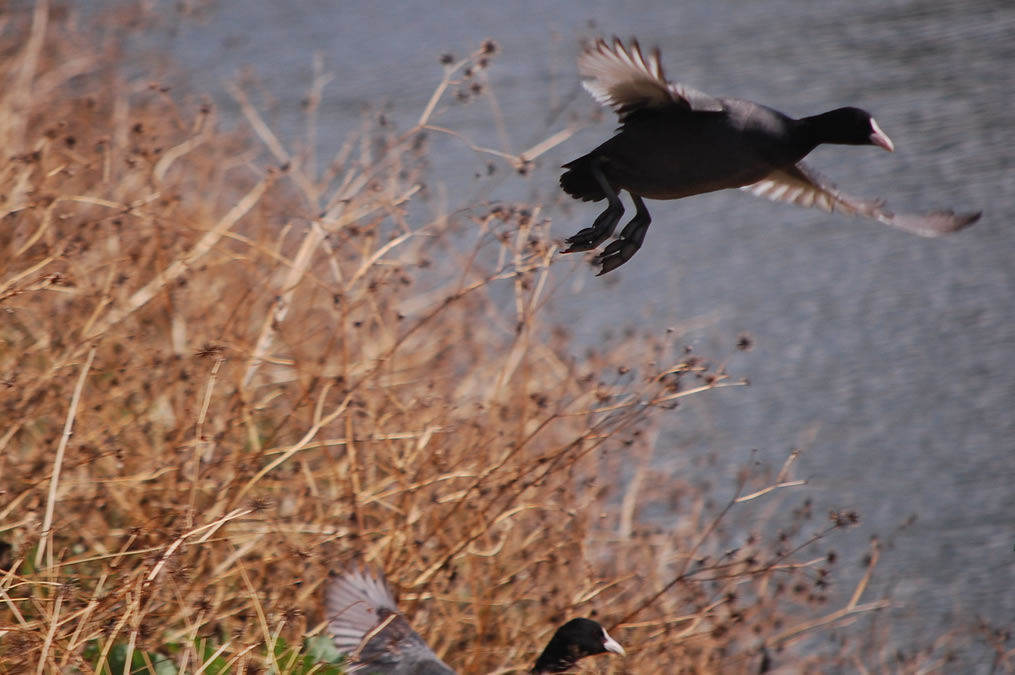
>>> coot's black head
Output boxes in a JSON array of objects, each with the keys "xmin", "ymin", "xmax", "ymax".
[
  {"xmin": 531, "ymin": 618, "xmax": 625, "ymax": 674},
  {"xmin": 809, "ymin": 106, "xmax": 895, "ymax": 152}
]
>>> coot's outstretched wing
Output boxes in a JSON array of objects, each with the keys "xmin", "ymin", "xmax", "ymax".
[
  {"xmin": 578, "ymin": 37, "xmax": 724, "ymax": 119},
  {"xmin": 742, "ymin": 163, "xmax": 981, "ymax": 236}
]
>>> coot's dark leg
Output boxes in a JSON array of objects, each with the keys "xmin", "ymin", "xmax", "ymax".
[
  {"xmin": 563, "ymin": 159, "xmax": 624, "ymax": 253},
  {"xmin": 595, "ymin": 193, "xmax": 651, "ymax": 275}
]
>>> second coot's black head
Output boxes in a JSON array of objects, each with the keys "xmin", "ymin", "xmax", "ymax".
[{"xmin": 530, "ymin": 617, "xmax": 626, "ymax": 674}]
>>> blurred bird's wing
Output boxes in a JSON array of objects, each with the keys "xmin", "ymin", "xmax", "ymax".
[{"xmin": 325, "ymin": 566, "xmax": 455, "ymax": 674}]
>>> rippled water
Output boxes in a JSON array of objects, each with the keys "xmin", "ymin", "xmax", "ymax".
[{"xmin": 94, "ymin": 0, "xmax": 1015, "ymax": 666}]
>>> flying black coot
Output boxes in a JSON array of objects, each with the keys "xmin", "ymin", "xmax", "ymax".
[{"xmin": 560, "ymin": 37, "xmax": 981, "ymax": 275}]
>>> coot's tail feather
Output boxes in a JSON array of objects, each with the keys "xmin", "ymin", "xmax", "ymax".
[{"xmin": 560, "ymin": 155, "xmax": 606, "ymax": 202}]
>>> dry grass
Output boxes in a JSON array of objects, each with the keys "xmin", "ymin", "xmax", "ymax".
[{"xmin": 0, "ymin": 3, "xmax": 1008, "ymax": 674}]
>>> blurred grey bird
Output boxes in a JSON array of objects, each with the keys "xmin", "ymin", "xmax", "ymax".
[{"xmin": 325, "ymin": 565, "xmax": 455, "ymax": 674}]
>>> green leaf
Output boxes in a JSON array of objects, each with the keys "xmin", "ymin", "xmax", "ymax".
[
  {"xmin": 193, "ymin": 639, "xmax": 230, "ymax": 675},
  {"xmin": 86, "ymin": 642, "xmax": 178, "ymax": 675},
  {"xmin": 303, "ymin": 635, "xmax": 344, "ymax": 665}
]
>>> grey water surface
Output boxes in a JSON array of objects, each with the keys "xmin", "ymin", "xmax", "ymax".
[{"xmin": 96, "ymin": 0, "xmax": 1014, "ymax": 667}]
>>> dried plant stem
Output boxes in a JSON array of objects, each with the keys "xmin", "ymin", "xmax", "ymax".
[
  {"xmin": 189, "ymin": 356, "xmax": 227, "ymax": 528},
  {"xmin": 231, "ymin": 387, "xmax": 353, "ymax": 506},
  {"xmin": 94, "ymin": 587, "xmax": 134, "ymax": 675},
  {"xmin": 7, "ymin": 0, "xmax": 48, "ymax": 143},
  {"xmin": 85, "ymin": 175, "xmax": 273, "ymax": 340},
  {"xmin": 35, "ymin": 587, "xmax": 62, "ymax": 675},
  {"xmin": 768, "ymin": 542, "xmax": 888, "ymax": 646},
  {"xmin": 241, "ymin": 221, "xmax": 325, "ymax": 390},
  {"xmin": 147, "ymin": 508, "xmax": 254, "ymax": 586},
  {"xmin": 34, "ymin": 345, "xmax": 96, "ymax": 569},
  {"xmin": 736, "ymin": 450, "xmax": 806, "ymax": 502},
  {"xmin": 59, "ymin": 572, "xmax": 109, "ymax": 669},
  {"xmin": 228, "ymin": 83, "xmax": 317, "ymax": 204}
]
